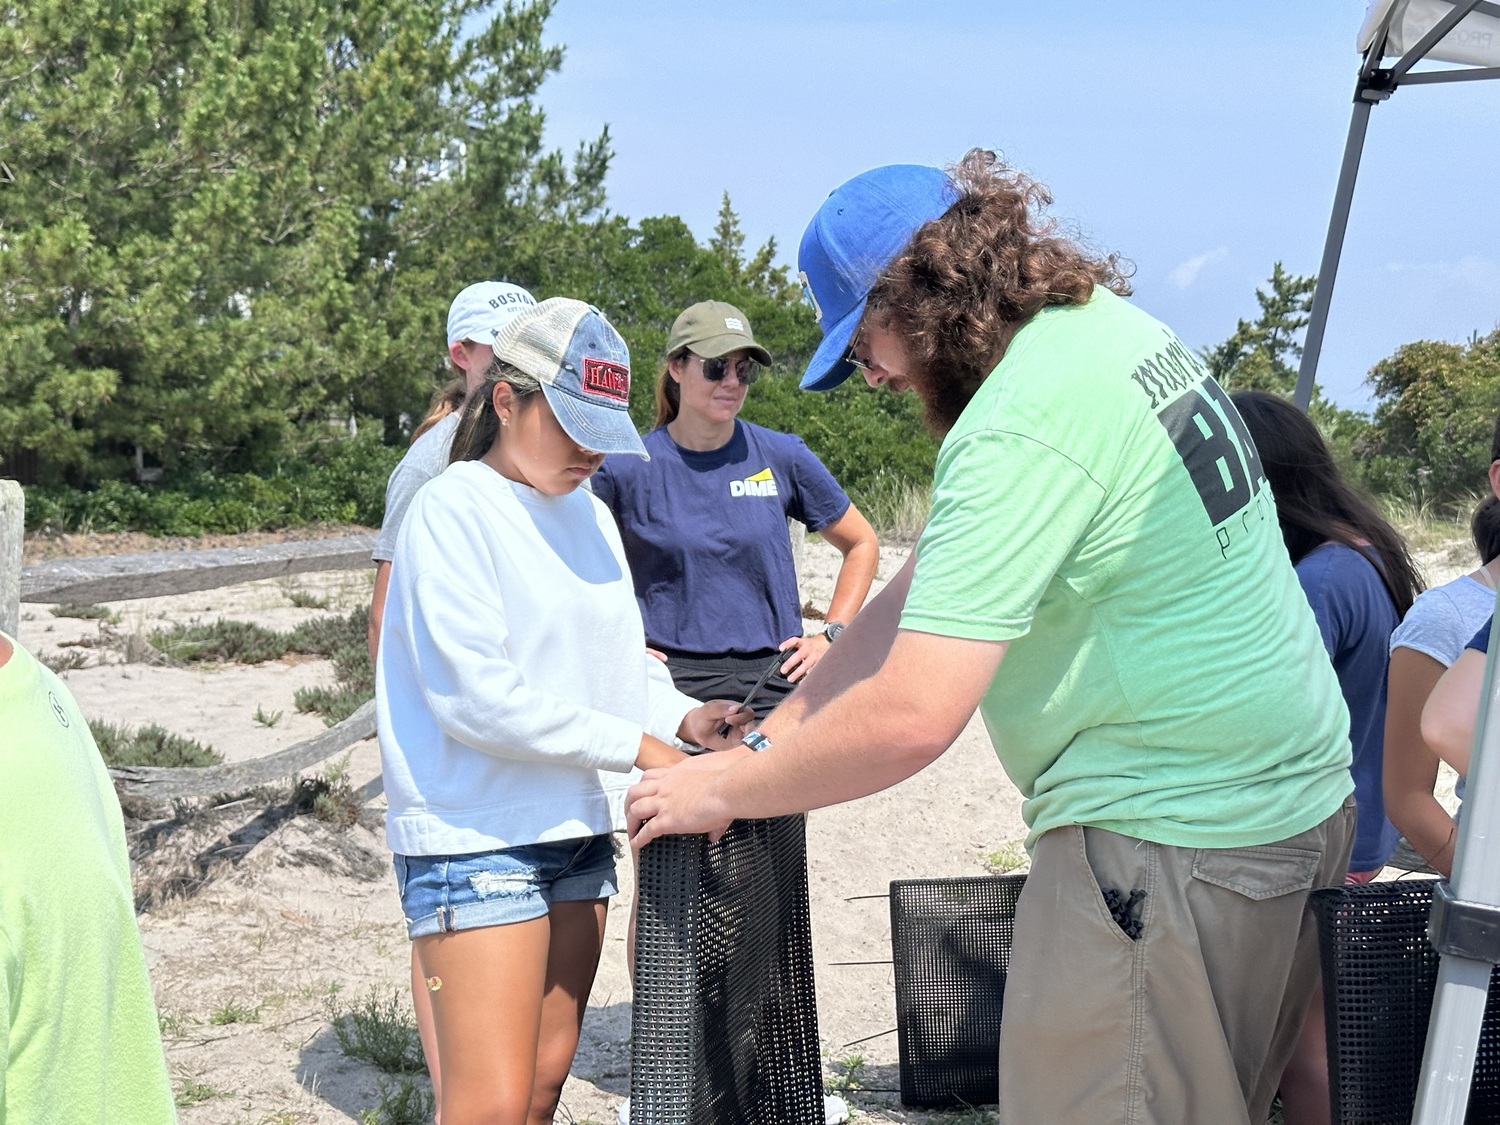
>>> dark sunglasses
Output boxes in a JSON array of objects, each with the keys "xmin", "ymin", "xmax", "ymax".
[{"xmin": 700, "ymin": 355, "xmax": 761, "ymax": 386}]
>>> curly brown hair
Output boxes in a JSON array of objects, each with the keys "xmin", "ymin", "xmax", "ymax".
[{"xmin": 866, "ymin": 148, "xmax": 1133, "ymax": 433}]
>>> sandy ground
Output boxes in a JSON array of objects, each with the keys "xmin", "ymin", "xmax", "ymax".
[
  {"xmin": 18, "ymin": 534, "xmax": 1027, "ymax": 1125},
  {"xmin": 14, "ymin": 533, "xmax": 1472, "ymax": 1124}
]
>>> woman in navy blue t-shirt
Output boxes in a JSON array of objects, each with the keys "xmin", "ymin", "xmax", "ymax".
[
  {"xmin": 1233, "ymin": 390, "xmax": 1424, "ymax": 1125},
  {"xmin": 593, "ymin": 300, "xmax": 878, "ymax": 712}
]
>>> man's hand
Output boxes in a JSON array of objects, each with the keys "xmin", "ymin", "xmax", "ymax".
[
  {"xmin": 678, "ymin": 700, "xmax": 753, "ymax": 750},
  {"xmin": 627, "ymin": 763, "xmax": 737, "ymax": 847}
]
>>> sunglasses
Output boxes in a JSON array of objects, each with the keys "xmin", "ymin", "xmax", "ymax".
[
  {"xmin": 699, "ymin": 355, "xmax": 762, "ymax": 386},
  {"xmin": 842, "ymin": 327, "xmax": 873, "ymax": 373}
]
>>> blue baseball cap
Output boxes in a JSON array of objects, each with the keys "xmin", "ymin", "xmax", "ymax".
[{"xmin": 796, "ymin": 164, "xmax": 958, "ymax": 391}]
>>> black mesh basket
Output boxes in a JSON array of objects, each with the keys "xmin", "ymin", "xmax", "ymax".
[
  {"xmin": 888, "ymin": 873, "xmax": 1027, "ymax": 1108},
  {"xmin": 629, "ymin": 816, "xmax": 825, "ymax": 1125},
  {"xmin": 1311, "ymin": 878, "xmax": 1500, "ymax": 1124}
]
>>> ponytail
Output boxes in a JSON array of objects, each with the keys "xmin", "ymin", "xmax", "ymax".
[{"xmin": 654, "ymin": 349, "xmax": 689, "ymax": 428}]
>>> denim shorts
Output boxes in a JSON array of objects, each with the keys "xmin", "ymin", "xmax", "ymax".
[{"xmin": 393, "ymin": 835, "xmax": 619, "ymax": 939}]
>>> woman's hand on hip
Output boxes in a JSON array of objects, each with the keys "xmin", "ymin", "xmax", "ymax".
[{"xmin": 777, "ymin": 632, "xmax": 831, "ymax": 682}]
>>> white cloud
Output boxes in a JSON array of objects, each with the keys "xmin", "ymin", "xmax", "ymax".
[
  {"xmin": 1169, "ymin": 247, "xmax": 1229, "ymax": 289},
  {"xmin": 1382, "ymin": 255, "xmax": 1500, "ymax": 289}
]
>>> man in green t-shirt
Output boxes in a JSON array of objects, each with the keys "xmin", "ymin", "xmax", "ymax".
[
  {"xmin": 0, "ymin": 632, "xmax": 176, "ymax": 1123},
  {"xmin": 627, "ymin": 153, "xmax": 1354, "ymax": 1125}
]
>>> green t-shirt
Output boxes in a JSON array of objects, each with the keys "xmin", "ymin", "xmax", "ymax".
[
  {"xmin": 0, "ymin": 635, "xmax": 176, "ymax": 1124},
  {"xmin": 900, "ymin": 289, "xmax": 1353, "ymax": 850}
]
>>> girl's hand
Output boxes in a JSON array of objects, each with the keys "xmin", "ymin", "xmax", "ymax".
[
  {"xmin": 777, "ymin": 632, "xmax": 831, "ymax": 683},
  {"xmin": 678, "ymin": 701, "xmax": 754, "ymax": 750}
]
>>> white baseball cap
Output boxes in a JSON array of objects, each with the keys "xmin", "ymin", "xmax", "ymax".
[{"xmin": 446, "ymin": 281, "xmax": 537, "ymax": 346}]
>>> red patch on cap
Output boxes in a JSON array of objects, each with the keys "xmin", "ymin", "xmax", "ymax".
[{"xmin": 582, "ymin": 358, "xmax": 629, "ymax": 402}]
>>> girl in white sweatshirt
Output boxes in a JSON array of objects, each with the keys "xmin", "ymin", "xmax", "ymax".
[{"xmin": 376, "ymin": 298, "xmax": 748, "ymax": 1125}]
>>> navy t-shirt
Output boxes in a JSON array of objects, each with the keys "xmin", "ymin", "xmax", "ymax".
[
  {"xmin": 1295, "ymin": 543, "xmax": 1401, "ymax": 872},
  {"xmin": 592, "ymin": 420, "xmax": 851, "ymax": 655},
  {"xmin": 1470, "ymin": 617, "xmax": 1493, "ymax": 653}
]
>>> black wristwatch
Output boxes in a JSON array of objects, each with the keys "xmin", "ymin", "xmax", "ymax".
[{"xmin": 823, "ymin": 621, "xmax": 846, "ymax": 643}]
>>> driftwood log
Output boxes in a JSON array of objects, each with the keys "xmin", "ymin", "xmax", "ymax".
[
  {"xmin": 108, "ymin": 700, "xmax": 377, "ymax": 799},
  {"xmin": 20, "ymin": 533, "xmax": 376, "ymax": 605}
]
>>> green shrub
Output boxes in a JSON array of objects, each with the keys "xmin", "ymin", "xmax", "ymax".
[
  {"xmin": 89, "ymin": 721, "xmax": 222, "ymax": 769},
  {"xmin": 148, "ymin": 610, "xmax": 373, "ymax": 725},
  {"xmin": 50, "ymin": 603, "xmax": 118, "ymax": 621},
  {"xmin": 147, "ymin": 619, "xmax": 290, "ymax": 664},
  {"xmin": 288, "ymin": 609, "xmax": 369, "ymax": 657},
  {"xmin": 331, "ymin": 988, "xmax": 426, "ymax": 1074},
  {"xmin": 360, "ymin": 1077, "xmax": 435, "ymax": 1125},
  {"xmin": 21, "ymin": 430, "xmax": 401, "ymax": 535}
]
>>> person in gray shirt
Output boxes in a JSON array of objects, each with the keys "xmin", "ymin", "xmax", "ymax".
[{"xmin": 368, "ymin": 280, "xmax": 537, "ymax": 658}]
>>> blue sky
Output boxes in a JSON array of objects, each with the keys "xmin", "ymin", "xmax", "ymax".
[{"xmin": 525, "ymin": 0, "xmax": 1499, "ymax": 413}]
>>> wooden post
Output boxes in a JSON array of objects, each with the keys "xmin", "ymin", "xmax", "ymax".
[{"xmin": 0, "ymin": 480, "xmax": 22, "ymax": 638}]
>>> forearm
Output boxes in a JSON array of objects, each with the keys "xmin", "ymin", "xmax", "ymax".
[
  {"xmin": 1396, "ymin": 793, "xmax": 1457, "ymax": 876},
  {"xmin": 823, "ymin": 537, "xmax": 880, "ymax": 625},
  {"xmin": 1384, "ymin": 751, "xmax": 1455, "ymax": 876},
  {"xmin": 767, "ymin": 552, "xmax": 916, "ymax": 731},
  {"xmin": 715, "ymin": 677, "xmax": 951, "ymax": 819},
  {"xmin": 1422, "ymin": 649, "xmax": 1484, "ymax": 777},
  {"xmin": 637, "ymin": 733, "xmax": 688, "ymax": 771},
  {"xmin": 726, "ymin": 628, "xmax": 1002, "ymax": 819}
]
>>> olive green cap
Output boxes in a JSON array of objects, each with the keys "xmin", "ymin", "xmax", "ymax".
[{"xmin": 666, "ymin": 301, "xmax": 773, "ymax": 366}]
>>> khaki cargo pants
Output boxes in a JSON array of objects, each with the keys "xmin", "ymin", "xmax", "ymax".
[{"xmin": 997, "ymin": 797, "xmax": 1355, "ymax": 1125}]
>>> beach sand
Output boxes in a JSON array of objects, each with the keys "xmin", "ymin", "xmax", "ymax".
[{"xmin": 14, "ymin": 531, "xmax": 1470, "ymax": 1123}]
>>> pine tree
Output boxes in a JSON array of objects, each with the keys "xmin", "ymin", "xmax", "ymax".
[{"xmin": 0, "ymin": 0, "xmax": 608, "ymax": 484}]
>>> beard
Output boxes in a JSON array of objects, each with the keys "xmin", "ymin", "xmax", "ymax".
[{"xmin": 915, "ymin": 367, "xmax": 986, "ymax": 438}]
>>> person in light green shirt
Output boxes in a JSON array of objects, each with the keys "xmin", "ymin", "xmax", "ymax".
[
  {"xmin": 901, "ymin": 285, "xmax": 1351, "ymax": 853},
  {"xmin": 626, "ymin": 152, "xmax": 1355, "ymax": 1125},
  {"xmin": 0, "ymin": 632, "xmax": 176, "ymax": 1124}
]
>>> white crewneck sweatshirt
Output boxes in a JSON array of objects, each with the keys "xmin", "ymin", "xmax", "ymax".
[{"xmin": 376, "ymin": 459, "xmax": 699, "ymax": 857}]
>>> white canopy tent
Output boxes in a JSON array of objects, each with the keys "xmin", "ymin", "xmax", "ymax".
[
  {"xmin": 1296, "ymin": 5, "xmax": 1500, "ymax": 1124},
  {"xmin": 1293, "ymin": 0, "xmax": 1500, "ymax": 413}
]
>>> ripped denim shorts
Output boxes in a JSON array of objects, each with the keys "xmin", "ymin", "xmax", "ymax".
[{"xmin": 393, "ymin": 835, "xmax": 618, "ymax": 939}]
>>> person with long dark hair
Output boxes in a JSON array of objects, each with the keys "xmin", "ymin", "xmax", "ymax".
[
  {"xmin": 1233, "ymin": 390, "xmax": 1419, "ymax": 876},
  {"xmin": 1233, "ymin": 389, "xmax": 1422, "ymax": 1125}
]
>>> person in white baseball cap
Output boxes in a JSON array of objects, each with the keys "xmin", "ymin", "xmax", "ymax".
[
  {"xmin": 371, "ymin": 279, "xmax": 537, "ymax": 656},
  {"xmin": 367, "ymin": 278, "xmax": 536, "ymax": 1109},
  {"xmin": 375, "ymin": 297, "xmax": 751, "ymax": 1125}
]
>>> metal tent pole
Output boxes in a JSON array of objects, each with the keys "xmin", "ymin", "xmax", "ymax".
[
  {"xmin": 1292, "ymin": 96, "xmax": 1377, "ymax": 412},
  {"xmin": 1294, "ymin": 0, "xmax": 1486, "ymax": 412},
  {"xmin": 1412, "ymin": 601, "xmax": 1500, "ymax": 1125}
]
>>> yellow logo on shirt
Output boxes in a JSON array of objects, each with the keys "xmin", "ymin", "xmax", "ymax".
[{"xmin": 730, "ymin": 467, "xmax": 778, "ymax": 497}]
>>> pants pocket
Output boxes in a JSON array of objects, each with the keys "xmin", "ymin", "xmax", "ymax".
[
  {"xmin": 1074, "ymin": 826, "xmax": 1153, "ymax": 947},
  {"xmin": 1190, "ymin": 844, "xmax": 1321, "ymax": 901}
]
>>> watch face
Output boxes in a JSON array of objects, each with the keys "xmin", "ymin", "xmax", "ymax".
[{"xmin": 824, "ymin": 622, "xmax": 845, "ymax": 642}]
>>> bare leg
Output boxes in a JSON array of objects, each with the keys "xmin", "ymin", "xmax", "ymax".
[
  {"xmin": 1277, "ymin": 982, "xmax": 1330, "ymax": 1125},
  {"xmin": 416, "ymin": 917, "xmax": 551, "ymax": 1125},
  {"xmin": 411, "ymin": 945, "xmax": 442, "ymax": 1121},
  {"xmin": 529, "ymin": 899, "xmax": 609, "ymax": 1125}
]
